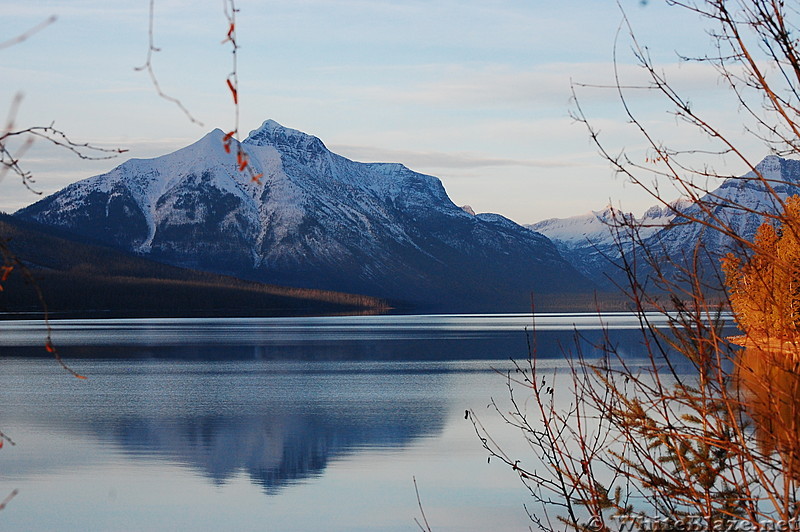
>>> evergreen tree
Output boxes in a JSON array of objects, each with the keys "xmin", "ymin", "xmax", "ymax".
[{"xmin": 723, "ymin": 195, "xmax": 800, "ymax": 344}]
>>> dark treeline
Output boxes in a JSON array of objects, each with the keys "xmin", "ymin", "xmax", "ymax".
[{"xmin": 0, "ymin": 215, "xmax": 389, "ymax": 318}]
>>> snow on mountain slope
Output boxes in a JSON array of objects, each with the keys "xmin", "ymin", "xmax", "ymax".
[
  {"xmin": 528, "ymin": 202, "xmax": 682, "ymax": 285},
  {"xmin": 529, "ymin": 201, "xmax": 687, "ymax": 251},
  {"xmin": 529, "ymin": 207, "xmax": 629, "ymax": 249},
  {"xmin": 15, "ymin": 120, "xmax": 595, "ymax": 310},
  {"xmin": 637, "ymin": 156, "xmax": 800, "ymax": 276},
  {"xmin": 530, "ymin": 155, "xmax": 800, "ymax": 289}
]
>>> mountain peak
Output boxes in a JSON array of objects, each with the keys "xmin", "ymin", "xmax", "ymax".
[
  {"xmin": 244, "ymin": 120, "xmax": 328, "ymax": 153},
  {"xmin": 751, "ymin": 154, "xmax": 783, "ymax": 180},
  {"xmin": 723, "ymin": 155, "xmax": 800, "ymax": 197},
  {"xmin": 184, "ymin": 128, "xmax": 229, "ymax": 152},
  {"xmin": 742, "ymin": 154, "xmax": 800, "ymax": 184},
  {"xmin": 757, "ymin": 154, "xmax": 781, "ymax": 166},
  {"xmin": 246, "ymin": 119, "xmax": 293, "ymax": 137}
]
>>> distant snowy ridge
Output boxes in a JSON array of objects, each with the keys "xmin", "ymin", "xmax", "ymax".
[
  {"xmin": 529, "ymin": 199, "xmax": 690, "ymax": 250},
  {"xmin": 530, "ymin": 155, "xmax": 800, "ymax": 288},
  {"xmin": 527, "ymin": 200, "xmax": 687, "ymax": 285}
]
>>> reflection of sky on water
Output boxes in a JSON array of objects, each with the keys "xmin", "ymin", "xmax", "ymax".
[
  {"xmin": 0, "ymin": 312, "xmax": 720, "ymax": 344},
  {"xmin": 0, "ymin": 314, "xmax": 731, "ymax": 530},
  {"xmin": 0, "ymin": 360, "xmax": 452, "ymax": 495},
  {"xmin": 0, "ymin": 357, "xmax": 538, "ymax": 530}
]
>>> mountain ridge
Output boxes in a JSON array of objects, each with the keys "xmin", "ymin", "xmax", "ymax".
[
  {"xmin": 530, "ymin": 155, "xmax": 800, "ymax": 289},
  {"xmin": 15, "ymin": 120, "xmax": 595, "ymax": 312}
]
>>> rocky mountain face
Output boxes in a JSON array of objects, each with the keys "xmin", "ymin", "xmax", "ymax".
[
  {"xmin": 15, "ymin": 120, "xmax": 594, "ymax": 311},
  {"xmin": 531, "ymin": 155, "xmax": 800, "ymax": 290}
]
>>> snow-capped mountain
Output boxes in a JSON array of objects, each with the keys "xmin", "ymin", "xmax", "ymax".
[
  {"xmin": 528, "ymin": 202, "xmax": 682, "ymax": 286},
  {"xmin": 644, "ymin": 155, "xmax": 800, "ymax": 247},
  {"xmin": 530, "ymin": 155, "xmax": 800, "ymax": 289},
  {"xmin": 634, "ymin": 155, "xmax": 800, "ymax": 283},
  {"xmin": 15, "ymin": 120, "xmax": 594, "ymax": 310},
  {"xmin": 530, "ymin": 203, "xmax": 679, "ymax": 250}
]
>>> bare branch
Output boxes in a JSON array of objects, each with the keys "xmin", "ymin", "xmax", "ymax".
[
  {"xmin": 0, "ymin": 16, "xmax": 57, "ymax": 51},
  {"xmin": 1, "ymin": 93, "xmax": 127, "ymax": 193},
  {"xmin": 412, "ymin": 476, "xmax": 433, "ymax": 532},
  {"xmin": 482, "ymin": 1, "xmax": 800, "ymax": 528},
  {"xmin": 135, "ymin": 0, "xmax": 203, "ymax": 126}
]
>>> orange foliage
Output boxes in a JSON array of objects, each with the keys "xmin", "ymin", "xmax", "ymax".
[
  {"xmin": 735, "ymin": 346, "xmax": 800, "ymax": 478},
  {"xmin": 723, "ymin": 195, "xmax": 800, "ymax": 341},
  {"xmin": 222, "ymin": 131, "xmax": 235, "ymax": 154},
  {"xmin": 0, "ymin": 264, "xmax": 12, "ymax": 291},
  {"xmin": 226, "ymin": 78, "xmax": 238, "ymax": 105}
]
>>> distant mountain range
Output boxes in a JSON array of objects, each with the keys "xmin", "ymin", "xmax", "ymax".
[
  {"xmin": 528, "ymin": 201, "xmax": 684, "ymax": 289},
  {"xmin": 14, "ymin": 120, "xmax": 595, "ymax": 312},
  {"xmin": 12, "ymin": 118, "xmax": 798, "ymax": 315},
  {"xmin": 530, "ymin": 155, "xmax": 800, "ymax": 290}
]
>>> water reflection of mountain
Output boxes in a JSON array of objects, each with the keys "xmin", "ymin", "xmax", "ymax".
[
  {"xmin": 94, "ymin": 404, "xmax": 445, "ymax": 495},
  {"xmin": 1, "ymin": 363, "xmax": 451, "ymax": 495},
  {"xmin": 0, "ymin": 315, "xmax": 740, "ymax": 497}
]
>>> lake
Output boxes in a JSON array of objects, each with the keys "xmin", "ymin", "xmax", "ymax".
[{"xmin": 0, "ymin": 313, "xmax": 692, "ymax": 531}]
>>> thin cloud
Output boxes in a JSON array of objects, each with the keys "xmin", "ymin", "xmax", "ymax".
[
  {"xmin": 330, "ymin": 144, "xmax": 591, "ymax": 171},
  {"xmin": 308, "ymin": 60, "xmax": 728, "ymax": 112}
]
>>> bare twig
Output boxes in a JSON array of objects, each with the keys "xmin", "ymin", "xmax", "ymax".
[
  {"xmin": 0, "ymin": 16, "xmax": 57, "ymax": 51},
  {"xmin": 0, "ymin": 489, "xmax": 18, "ymax": 511},
  {"xmin": 221, "ymin": 0, "xmax": 263, "ymax": 184},
  {"xmin": 135, "ymin": 0, "xmax": 203, "ymax": 126},
  {"xmin": 413, "ymin": 476, "xmax": 433, "ymax": 532},
  {"xmin": 1, "ymin": 99, "xmax": 127, "ymax": 193}
]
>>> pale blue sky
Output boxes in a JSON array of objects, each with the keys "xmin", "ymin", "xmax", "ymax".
[{"xmin": 2, "ymin": 1, "xmax": 761, "ymax": 223}]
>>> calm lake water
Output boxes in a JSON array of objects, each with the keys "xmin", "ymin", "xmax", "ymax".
[{"xmin": 0, "ymin": 313, "xmax": 703, "ymax": 531}]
